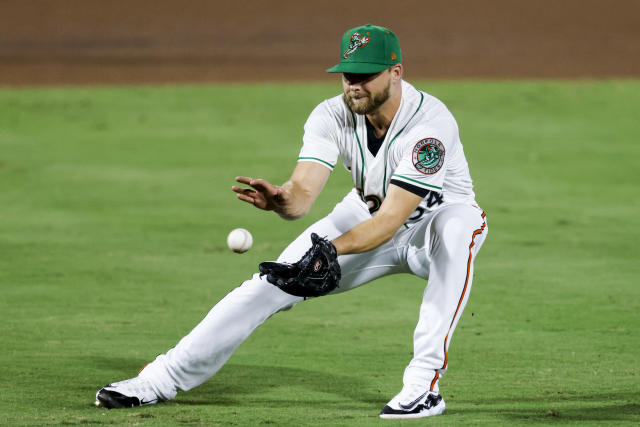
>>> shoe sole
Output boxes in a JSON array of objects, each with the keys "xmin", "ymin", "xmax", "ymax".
[{"xmin": 379, "ymin": 401, "xmax": 445, "ymax": 419}]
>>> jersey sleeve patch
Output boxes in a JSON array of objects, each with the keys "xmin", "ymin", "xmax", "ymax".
[{"xmin": 412, "ymin": 138, "xmax": 445, "ymax": 175}]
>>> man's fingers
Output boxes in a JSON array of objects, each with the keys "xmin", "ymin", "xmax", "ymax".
[
  {"xmin": 231, "ymin": 185, "xmax": 255, "ymax": 195},
  {"xmin": 235, "ymin": 177, "xmax": 277, "ymax": 196},
  {"xmin": 232, "ymin": 177, "xmax": 277, "ymax": 210},
  {"xmin": 236, "ymin": 193, "xmax": 257, "ymax": 204},
  {"xmin": 248, "ymin": 179, "xmax": 277, "ymax": 196},
  {"xmin": 235, "ymin": 176, "xmax": 254, "ymax": 185}
]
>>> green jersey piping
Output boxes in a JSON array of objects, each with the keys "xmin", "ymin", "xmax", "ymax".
[
  {"xmin": 297, "ymin": 157, "xmax": 335, "ymax": 169},
  {"xmin": 383, "ymin": 91, "xmax": 425, "ymax": 197},
  {"xmin": 350, "ymin": 110, "xmax": 366, "ymax": 198}
]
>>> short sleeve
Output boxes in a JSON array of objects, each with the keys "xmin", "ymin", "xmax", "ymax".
[
  {"xmin": 390, "ymin": 120, "xmax": 458, "ymax": 195},
  {"xmin": 298, "ymin": 101, "xmax": 340, "ymax": 171}
]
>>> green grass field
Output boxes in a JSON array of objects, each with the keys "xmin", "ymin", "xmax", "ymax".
[{"xmin": 1, "ymin": 81, "xmax": 639, "ymax": 426}]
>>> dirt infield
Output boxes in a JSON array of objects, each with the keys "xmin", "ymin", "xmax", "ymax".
[{"xmin": 1, "ymin": 0, "xmax": 639, "ymax": 86}]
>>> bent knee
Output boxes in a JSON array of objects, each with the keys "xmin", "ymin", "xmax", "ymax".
[
  {"xmin": 430, "ymin": 215, "xmax": 467, "ymax": 241},
  {"xmin": 429, "ymin": 215, "xmax": 473, "ymax": 258}
]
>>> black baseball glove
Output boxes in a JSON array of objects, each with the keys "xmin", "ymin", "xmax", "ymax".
[{"xmin": 259, "ymin": 233, "xmax": 341, "ymax": 297}]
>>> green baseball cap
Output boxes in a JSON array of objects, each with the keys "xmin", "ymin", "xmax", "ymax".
[{"xmin": 327, "ymin": 24, "xmax": 402, "ymax": 74}]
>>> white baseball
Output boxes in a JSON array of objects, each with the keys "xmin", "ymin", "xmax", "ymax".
[{"xmin": 227, "ymin": 228, "xmax": 253, "ymax": 253}]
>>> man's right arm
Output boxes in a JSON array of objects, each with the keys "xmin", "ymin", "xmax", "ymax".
[{"xmin": 232, "ymin": 161, "xmax": 331, "ymax": 220}]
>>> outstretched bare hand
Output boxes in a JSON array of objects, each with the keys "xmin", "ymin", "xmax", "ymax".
[{"xmin": 232, "ymin": 176, "xmax": 286, "ymax": 211}]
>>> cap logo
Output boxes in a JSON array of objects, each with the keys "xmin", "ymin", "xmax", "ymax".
[{"xmin": 342, "ymin": 32, "xmax": 370, "ymax": 59}]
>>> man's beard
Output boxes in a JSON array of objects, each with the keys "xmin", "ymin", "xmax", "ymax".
[{"xmin": 343, "ymin": 80, "xmax": 391, "ymax": 115}]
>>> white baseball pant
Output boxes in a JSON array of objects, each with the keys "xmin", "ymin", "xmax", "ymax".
[{"xmin": 140, "ymin": 191, "xmax": 488, "ymax": 400}]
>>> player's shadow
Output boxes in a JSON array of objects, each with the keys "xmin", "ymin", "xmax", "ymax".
[
  {"xmin": 175, "ymin": 363, "xmax": 384, "ymax": 409},
  {"xmin": 447, "ymin": 403, "xmax": 640, "ymax": 423},
  {"xmin": 87, "ymin": 357, "xmax": 384, "ymax": 410},
  {"xmin": 87, "ymin": 357, "xmax": 639, "ymax": 421},
  {"xmin": 448, "ymin": 391, "xmax": 640, "ymax": 423}
]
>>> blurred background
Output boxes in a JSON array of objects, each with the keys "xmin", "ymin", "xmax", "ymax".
[{"xmin": 1, "ymin": 0, "xmax": 639, "ymax": 86}]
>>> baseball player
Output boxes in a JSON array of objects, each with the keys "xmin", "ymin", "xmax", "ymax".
[{"xmin": 96, "ymin": 24, "xmax": 488, "ymax": 419}]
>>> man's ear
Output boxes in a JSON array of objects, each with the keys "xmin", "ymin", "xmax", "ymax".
[{"xmin": 391, "ymin": 64, "xmax": 403, "ymax": 81}]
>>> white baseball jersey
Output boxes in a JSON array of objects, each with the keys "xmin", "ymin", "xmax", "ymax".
[{"xmin": 299, "ymin": 80, "xmax": 476, "ymax": 220}]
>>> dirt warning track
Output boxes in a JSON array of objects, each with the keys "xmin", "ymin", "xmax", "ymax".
[{"xmin": 1, "ymin": 0, "xmax": 639, "ymax": 85}]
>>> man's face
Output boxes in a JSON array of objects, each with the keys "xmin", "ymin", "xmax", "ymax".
[{"xmin": 342, "ymin": 68, "xmax": 392, "ymax": 115}]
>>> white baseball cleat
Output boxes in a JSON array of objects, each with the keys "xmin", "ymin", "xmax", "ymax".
[
  {"xmin": 379, "ymin": 386, "xmax": 445, "ymax": 419},
  {"xmin": 95, "ymin": 376, "xmax": 160, "ymax": 409}
]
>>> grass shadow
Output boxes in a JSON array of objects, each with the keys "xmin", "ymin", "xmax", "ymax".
[
  {"xmin": 446, "ymin": 404, "xmax": 640, "ymax": 423},
  {"xmin": 449, "ymin": 391, "xmax": 640, "ymax": 423},
  {"xmin": 173, "ymin": 363, "xmax": 383, "ymax": 408}
]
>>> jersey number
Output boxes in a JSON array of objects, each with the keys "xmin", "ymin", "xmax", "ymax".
[
  {"xmin": 363, "ymin": 194, "xmax": 382, "ymax": 214},
  {"xmin": 361, "ymin": 190, "xmax": 442, "ymax": 216},
  {"xmin": 408, "ymin": 191, "xmax": 444, "ymax": 222},
  {"xmin": 425, "ymin": 190, "xmax": 444, "ymax": 208}
]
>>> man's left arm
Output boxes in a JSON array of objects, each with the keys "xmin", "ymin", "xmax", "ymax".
[{"xmin": 332, "ymin": 184, "xmax": 424, "ymax": 255}]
